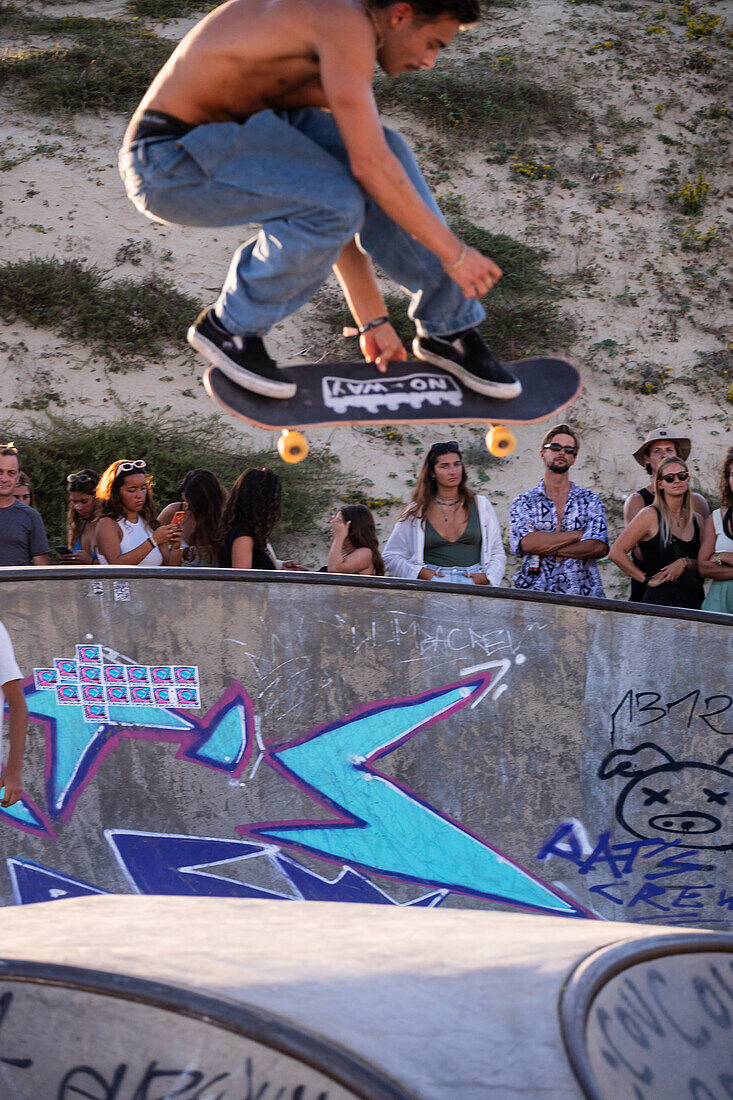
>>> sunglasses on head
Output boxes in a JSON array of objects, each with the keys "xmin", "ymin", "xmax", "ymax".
[
  {"xmin": 429, "ymin": 441, "xmax": 460, "ymax": 458},
  {"xmin": 659, "ymin": 471, "xmax": 689, "ymax": 484},
  {"xmin": 543, "ymin": 442, "xmax": 577, "ymax": 455},
  {"xmin": 67, "ymin": 472, "xmax": 97, "ymax": 488},
  {"xmin": 116, "ymin": 459, "xmax": 147, "ymax": 475}
]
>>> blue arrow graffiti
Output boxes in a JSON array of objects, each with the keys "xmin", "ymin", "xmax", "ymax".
[
  {"xmin": 248, "ymin": 679, "xmax": 587, "ymax": 916},
  {"xmin": 104, "ymin": 830, "xmax": 291, "ymax": 899},
  {"xmin": 23, "ymin": 681, "xmax": 252, "ymax": 821},
  {"xmin": 6, "ymin": 859, "xmax": 107, "ymax": 906}
]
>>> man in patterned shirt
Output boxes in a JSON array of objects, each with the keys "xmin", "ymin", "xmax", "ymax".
[{"xmin": 509, "ymin": 424, "xmax": 609, "ymax": 597}]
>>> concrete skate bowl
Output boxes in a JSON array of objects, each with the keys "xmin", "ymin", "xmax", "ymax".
[
  {"xmin": 0, "ymin": 959, "xmax": 411, "ymax": 1100},
  {"xmin": 1, "ymin": 567, "xmax": 732, "ymax": 927},
  {"xmin": 561, "ymin": 932, "xmax": 733, "ymax": 1099}
]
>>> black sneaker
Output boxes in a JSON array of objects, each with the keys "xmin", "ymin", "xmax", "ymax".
[
  {"xmin": 187, "ymin": 307, "xmax": 296, "ymax": 399},
  {"xmin": 413, "ymin": 328, "xmax": 522, "ymax": 399}
]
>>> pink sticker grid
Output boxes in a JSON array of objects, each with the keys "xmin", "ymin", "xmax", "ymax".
[
  {"xmin": 103, "ymin": 665, "xmax": 127, "ymax": 684},
  {"xmin": 106, "ymin": 684, "xmax": 131, "ymax": 705},
  {"xmin": 81, "ymin": 684, "xmax": 106, "ymax": 703},
  {"xmin": 150, "ymin": 666, "xmax": 174, "ymax": 685},
  {"xmin": 173, "ymin": 666, "xmax": 198, "ymax": 685},
  {"xmin": 76, "ymin": 644, "xmax": 102, "ymax": 664},
  {"xmin": 54, "ymin": 658, "xmax": 78, "ymax": 680},
  {"xmin": 129, "ymin": 684, "xmax": 153, "ymax": 706},
  {"xmin": 36, "ymin": 650, "xmax": 201, "ymax": 714},
  {"xmin": 127, "ymin": 666, "xmax": 150, "ymax": 684},
  {"xmin": 55, "ymin": 683, "xmax": 81, "ymax": 705},
  {"xmin": 33, "ymin": 668, "xmax": 58, "ymax": 690},
  {"xmin": 79, "ymin": 663, "xmax": 102, "ymax": 684},
  {"xmin": 83, "ymin": 702, "xmax": 109, "ymax": 723},
  {"xmin": 176, "ymin": 686, "xmax": 200, "ymax": 708}
]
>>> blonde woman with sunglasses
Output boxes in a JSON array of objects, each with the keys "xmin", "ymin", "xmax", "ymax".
[
  {"xmin": 609, "ymin": 456, "xmax": 704, "ymax": 609},
  {"xmin": 95, "ymin": 459, "xmax": 182, "ymax": 567}
]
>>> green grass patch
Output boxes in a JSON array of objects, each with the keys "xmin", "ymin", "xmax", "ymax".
[
  {"xmin": 126, "ymin": 0, "xmax": 218, "ymax": 17},
  {"xmin": 1, "ymin": 413, "xmax": 340, "ymax": 552},
  {"xmin": 0, "ymin": 5, "xmax": 172, "ymax": 113},
  {"xmin": 375, "ymin": 57, "xmax": 580, "ymax": 141},
  {"xmin": 0, "ymin": 258, "xmax": 201, "ymax": 364}
]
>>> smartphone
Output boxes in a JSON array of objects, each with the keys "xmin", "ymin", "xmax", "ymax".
[
  {"xmin": 172, "ymin": 511, "xmax": 185, "ymax": 525},
  {"xmin": 54, "ymin": 545, "xmax": 72, "ymax": 556}
]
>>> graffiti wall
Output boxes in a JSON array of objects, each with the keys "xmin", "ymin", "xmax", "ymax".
[{"xmin": 1, "ymin": 571, "xmax": 731, "ymax": 928}]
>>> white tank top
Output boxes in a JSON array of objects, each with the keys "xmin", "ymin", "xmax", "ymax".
[
  {"xmin": 713, "ymin": 508, "xmax": 733, "ymax": 553},
  {"xmin": 97, "ymin": 517, "xmax": 164, "ymax": 566}
]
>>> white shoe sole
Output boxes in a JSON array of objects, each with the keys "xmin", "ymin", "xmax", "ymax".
[
  {"xmin": 188, "ymin": 326, "xmax": 297, "ymax": 399},
  {"xmin": 413, "ymin": 339, "xmax": 522, "ymax": 399}
]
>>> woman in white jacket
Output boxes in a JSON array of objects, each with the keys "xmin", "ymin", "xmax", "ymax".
[{"xmin": 383, "ymin": 440, "xmax": 506, "ymax": 586}]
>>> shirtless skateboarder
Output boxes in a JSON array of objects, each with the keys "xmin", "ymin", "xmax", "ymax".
[{"xmin": 120, "ymin": 0, "xmax": 521, "ymax": 401}]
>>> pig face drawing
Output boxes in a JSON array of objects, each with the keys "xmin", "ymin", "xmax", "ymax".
[{"xmin": 598, "ymin": 742, "xmax": 733, "ymax": 850}]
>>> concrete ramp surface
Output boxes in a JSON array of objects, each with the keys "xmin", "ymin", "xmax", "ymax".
[
  {"xmin": 0, "ymin": 569, "xmax": 731, "ymax": 928},
  {"xmin": 0, "ymin": 897, "xmax": 732, "ymax": 1098}
]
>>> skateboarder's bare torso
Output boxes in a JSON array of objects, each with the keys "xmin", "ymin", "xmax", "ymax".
[
  {"xmin": 132, "ymin": 0, "xmax": 342, "ymax": 128},
  {"xmin": 131, "ymin": 0, "xmax": 463, "ymax": 139}
]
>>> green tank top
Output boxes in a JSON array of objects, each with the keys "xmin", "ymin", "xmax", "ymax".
[{"xmin": 424, "ymin": 500, "xmax": 481, "ymax": 567}]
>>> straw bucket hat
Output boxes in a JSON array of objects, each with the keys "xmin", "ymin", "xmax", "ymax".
[{"xmin": 632, "ymin": 427, "xmax": 691, "ymax": 467}]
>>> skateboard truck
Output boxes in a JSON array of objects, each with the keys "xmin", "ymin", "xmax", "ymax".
[{"xmin": 276, "ymin": 424, "xmax": 514, "ymax": 463}]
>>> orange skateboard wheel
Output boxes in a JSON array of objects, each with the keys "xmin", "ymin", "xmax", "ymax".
[
  {"xmin": 485, "ymin": 425, "xmax": 516, "ymax": 457},
  {"xmin": 277, "ymin": 429, "xmax": 309, "ymax": 463}
]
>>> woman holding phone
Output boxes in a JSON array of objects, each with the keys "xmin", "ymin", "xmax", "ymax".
[
  {"xmin": 95, "ymin": 459, "xmax": 182, "ymax": 566},
  {"xmin": 158, "ymin": 468, "xmax": 226, "ymax": 566},
  {"xmin": 58, "ymin": 468, "xmax": 100, "ymax": 564}
]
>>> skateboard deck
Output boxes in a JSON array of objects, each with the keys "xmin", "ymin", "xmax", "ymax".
[{"xmin": 203, "ymin": 357, "xmax": 581, "ymax": 431}]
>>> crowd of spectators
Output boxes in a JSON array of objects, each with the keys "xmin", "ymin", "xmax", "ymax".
[{"xmin": 0, "ymin": 431, "xmax": 731, "ymax": 615}]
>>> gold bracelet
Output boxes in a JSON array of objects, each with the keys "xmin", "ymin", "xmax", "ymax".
[{"xmin": 446, "ymin": 244, "xmax": 467, "ymax": 275}]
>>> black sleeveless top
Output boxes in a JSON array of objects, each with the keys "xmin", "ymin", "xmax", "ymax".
[{"xmin": 637, "ymin": 509, "xmax": 704, "ymax": 609}]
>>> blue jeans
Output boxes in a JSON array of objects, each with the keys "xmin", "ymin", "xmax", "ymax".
[
  {"xmin": 118, "ymin": 108, "xmax": 484, "ymax": 338},
  {"xmin": 429, "ymin": 563, "xmax": 482, "ymax": 586}
]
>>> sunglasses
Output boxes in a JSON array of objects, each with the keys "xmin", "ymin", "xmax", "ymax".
[
  {"xmin": 1, "ymin": 441, "xmax": 19, "ymax": 454},
  {"xmin": 543, "ymin": 443, "xmax": 577, "ymax": 455},
  {"xmin": 67, "ymin": 472, "xmax": 97, "ymax": 488},
  {"xmin": 429, "ymin": 441, "xmax": 460, "ymax": 457},
  {"xmin": 659, "ymin": 471, "xmax": 689, "ymax": 484},
  {"xmin": 116, "ymin": 459, "xmax": 147, "ymax": 474}
]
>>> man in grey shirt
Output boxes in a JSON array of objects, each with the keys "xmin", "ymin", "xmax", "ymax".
[{"xmin": 0, "ymin": 443, "xmax": 49, "ymax": 566}]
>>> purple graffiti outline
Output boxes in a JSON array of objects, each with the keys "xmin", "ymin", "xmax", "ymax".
[
  {"xmin": 240, "ymin": 675, "xmax": 593, "ymax": 917},
  {"xmin": 0, "ymin": 796, "xmax": 56, "ymax": 840},
  {"xmin": 21, "ymin": 679, "xmax": 254, "ymax": 826}
]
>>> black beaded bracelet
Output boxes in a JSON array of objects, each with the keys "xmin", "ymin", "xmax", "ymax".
[{"xmin": 358, "ymin": 315, "xmax": 389, "ymax": 335}]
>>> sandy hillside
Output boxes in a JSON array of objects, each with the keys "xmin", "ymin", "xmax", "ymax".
[{"xmin": 2, "ymin": 0, "xmax": 732, "ymax": 591}]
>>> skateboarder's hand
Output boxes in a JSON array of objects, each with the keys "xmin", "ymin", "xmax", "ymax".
[
  {"xmin": 445, "ymin": 245, "xmax": 502, "ymax": 299},
  {"xmin": 360, "ymin": 322, "xmax": 407, "ymax": 373}
]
